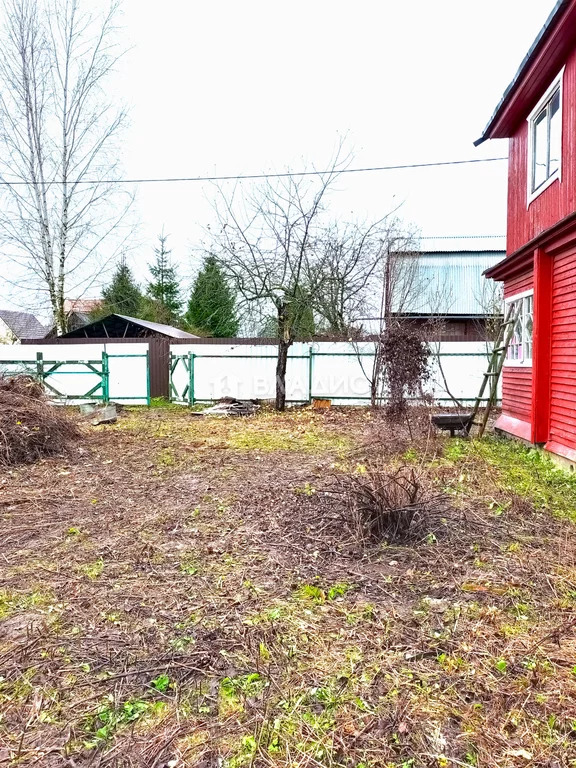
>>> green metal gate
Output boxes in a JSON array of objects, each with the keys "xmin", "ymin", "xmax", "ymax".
[
  {"xmin": 170, "ymin": 352, "xmax": 195, "ymax": 404},
  {"xmin": 0, "ymin": 350, "xmax": 150, "ymax": 403}
]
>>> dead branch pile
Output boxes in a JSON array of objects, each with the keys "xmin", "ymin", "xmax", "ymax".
[
  {"xmin": 0, "ymin": 375, "xmax": 79, "ymax": 466},
  {"xmin": 195, "ymin": 396, "xmax": 260, "ymax": 417},
  {"xmin": 336, "ymin": 462, "xmax": 448, "ymax": 544}
]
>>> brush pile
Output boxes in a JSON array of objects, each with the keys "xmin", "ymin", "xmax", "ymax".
[
  {"xmin": 0, "ymin": 375, "xmax": 79, "ymax": 466},
  {"xmin": 336, "ymin": 461, "xmax": 449, "ymax": 544}
]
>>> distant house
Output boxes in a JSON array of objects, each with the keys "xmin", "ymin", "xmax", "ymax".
[
  {"xmin": 392, "ymin": 249, "xmax": 505, "ymax": 339},
  {"xmin": 63, "ymin": 298, "xmax": 103, "ymax": 331},
  {"xmin": 477, "ymin": 0, "xmax": 576, "ymax": 462},
  {"xmin": 59, "ymin": 313, "xmax": 198, "ymax": 339},
  {"xmin": 0, "ymin": 309, "xmax": 47, "ymax": 344}
]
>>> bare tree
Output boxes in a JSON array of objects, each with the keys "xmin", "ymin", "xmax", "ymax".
[
  {"xmin": 210, "ymin": 153, "xmax": 348, "ymax": 411},
  {"xmin": 0, "ymin": 0, "xmax": 130, "ymax": 333},
  {"xmin": 312, "ymin": 220, "xmax": 386, "ymax": 335},
  {"xmin": 475, "ymin": 278, "xmax": 504, "ymax": 345}
]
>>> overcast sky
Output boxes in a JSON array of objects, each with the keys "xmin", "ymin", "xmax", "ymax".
[{"xmin": 0, "ymin": 0, "xmax": 558, "ymax": 312}]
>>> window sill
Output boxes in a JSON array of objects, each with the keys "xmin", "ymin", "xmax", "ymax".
[
  {"xmin": 504, "ymin": 361, "xmax": 533, "ymax": 368},
  {"xmin": 527, "ymin": 172, "xmax": 559, "ymax": 207}
]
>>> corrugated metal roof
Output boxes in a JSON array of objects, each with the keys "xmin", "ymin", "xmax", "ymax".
[
  {"xmin": 114, "ymin": 315, "xmax": 198, "ymax": 338},
  {"xmin": 475, "ymin": 0, "xmax": 570, "ymax": 144},
  {"xmin": 417, "ymin": 237, "xmax": 506, "ymax": 252},
  {"xmin": 0, "ymin": 309, "xmax": 47, "ymax": 340},
  {"xmin": 59, "ymin": 313, "xmax": 198, "ymax": 339},
  {"xmin": 392, "ymin": 251, "xmax": 505, "ymax": 316}
]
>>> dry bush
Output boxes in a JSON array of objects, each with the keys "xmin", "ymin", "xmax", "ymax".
[
  {"xmin": 380, "ymin": 321, "xmax": 431, "ymax": 419},
  {"xmin": 0, "ymin": 375, "xmax": 79, "ymax": 466},
  {"xmin": 337, "ymin": 462, "xmax": 447, "ymax": 544}
]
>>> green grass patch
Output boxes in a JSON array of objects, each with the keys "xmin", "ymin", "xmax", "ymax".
[
  {"xmin": 79, "ymin": 558, "xmax": 104, "ymax": 579},
  {"xmin": 149, "ymin": 397, "xmax": 181, "ymax": 409},
  {"xmin": 445, "ymin": 436, "xmax": 576, "ymax": 521},
  {"xmin": 0, "ymin": 589, "xmax": 52, "ymax": 619},
  {"xmin": 83, "ymin": 695, "xmax": 167, "ymax": 747},
  {"xmin": 227, "ymin": 421, "xmax": 350, "ymax": 454}
]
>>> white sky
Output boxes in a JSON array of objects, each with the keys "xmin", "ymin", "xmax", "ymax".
[{"xmin": 0, "ymin": 0, "xmax": 558, "ymax": 313}]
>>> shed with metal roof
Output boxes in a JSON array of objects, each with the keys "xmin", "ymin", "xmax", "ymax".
[{"xmin": 59, "ymin": 314, "xmax": 198, "ymax": 339}]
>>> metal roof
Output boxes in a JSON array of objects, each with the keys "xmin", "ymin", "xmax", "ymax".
[
  {"xmin": 393, "ymin": 251, "xmax": 505, "ymax": 316},
  {"xmin": 0, "ymin": 309, "xmax": 47, "ymax": 340},
  {"xmin": 60, "ymin": 313, "xmax": 198, "ymax": 339},
  {"xmin": 475, "ymin": 0, "xmax": 570, "ymax": 145},
  {"xmin": 115, "ymin": 315, "xmax": 198, "ymax": 338}
]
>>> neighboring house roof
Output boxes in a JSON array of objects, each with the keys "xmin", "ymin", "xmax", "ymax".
[
  {"xmin": 0, "ymin": 309, "xmax": 47, "ymax": 340},
  {"xmin": 392, "ymin": 251, "xmax": 505, "ymax": 317},
  {"xmin": 475, "ymin": 0, "xmax": 576, "ymax": 143},
  {"xmin": 59, "ymin": 313, "xmax": 198, "ymax": 339},
  {"xmin": 64, "ymin": 298, "xmax": 102, "ymax": 313}
]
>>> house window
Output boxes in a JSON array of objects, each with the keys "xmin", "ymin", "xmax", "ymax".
[
  {"xmin": 506, "ymin": 292, "xmax": 533, "ymax": 366},
  {"xmin": 528, "ymin": 70, "xmax": 563, "ymax": 202}
]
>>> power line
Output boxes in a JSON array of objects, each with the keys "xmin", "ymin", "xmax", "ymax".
[
  {"xmin": 418, "ymin": 234, "xmax": 505, "ymax": 240},
  {"xmin": 0, "ymin": 156, "xmax": 508, "ymax": 186}
]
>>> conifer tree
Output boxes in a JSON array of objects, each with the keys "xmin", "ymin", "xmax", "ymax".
[
  {"xmin": 144, "ymin": 231, "xmax": 182, "ymax": 324},
  {"xmin": 186, "ymin": 255, "xmax": 239, "ymax": 337},
  {"xmin": 97, "ymin": 256, "xmax": 143, "ymax": 317}
]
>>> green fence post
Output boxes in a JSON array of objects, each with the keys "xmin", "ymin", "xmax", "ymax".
[
  {"xmin": 102, "ymin": 351, "xmax": 110, "ymax": 403},
  {"xmin": 308, "ymin": 346, "xmax": 313, "ymax": 404},
  {"xmin": 146, "ymin": 350, "xmax": 151, "ymax": 405},
  {"xmin": 35, "ymin": 351, "xmax": 44, "ymax": 387},
  {"xmin": 189, "ymin": 352, "xmax": 195, "ymax": 405}
]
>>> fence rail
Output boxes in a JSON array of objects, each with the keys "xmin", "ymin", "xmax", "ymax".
[
  {"xmin": 170, "ymin": 343, "xmax": 500, "ymax": 406},
  {"xmin": 0, "ymin": 350, "xmax": 150, "ymax": 404}
]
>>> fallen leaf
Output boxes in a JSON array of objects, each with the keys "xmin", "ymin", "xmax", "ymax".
[{"xmin": 505, "ymin": 749, "xmax": 533, "ymax": 760}]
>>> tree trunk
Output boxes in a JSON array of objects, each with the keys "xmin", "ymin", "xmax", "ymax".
[
  {"xmin": 275, "ymin": 339, "xmax": 289, "ymax": 411},
  {"xmin": 275, "ymin": 302, "xmax": 291, "ymax": 411}
]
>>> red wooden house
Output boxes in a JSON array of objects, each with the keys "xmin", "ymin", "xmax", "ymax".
[{"xmin": 477, "ymin": 0, "xmax": 576, "ymax": 463}]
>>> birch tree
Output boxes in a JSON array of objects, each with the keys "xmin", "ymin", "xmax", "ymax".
[{"xmin": 0, "ymin": 0, "xmax": 129, "ymax": 333}]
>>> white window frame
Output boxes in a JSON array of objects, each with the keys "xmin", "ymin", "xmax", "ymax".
[
  {"xmin": 504, "ymin": 289, "xmax": 534, "ymax": 367},
  {"xmin": 527, "ymin": 67, "xmax": 564, "ymax": 206}
]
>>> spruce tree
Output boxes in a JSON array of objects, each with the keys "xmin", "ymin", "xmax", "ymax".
[
  {"xmin": 145, "ymin": 231, "xmax": 182, "ymax": 324},
  {"xmin": 186, "ymin": 255, "xmax": 239, "ymax": 337},
  {"xmin": 98, "ymin": 256, "xmax": 143, "ymax": 317}
]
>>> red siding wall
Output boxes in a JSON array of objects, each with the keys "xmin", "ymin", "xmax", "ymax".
[
  {"xmin": 548, "ymin": 243, "xmax": 576, "ymax": 454},
  {"xmin": 502, "ymin": 268, "xmax": 534, "ymax": 425},
  {"xmin": 507, "ymin": 49, "xmax": 576, "ymax": 255}
]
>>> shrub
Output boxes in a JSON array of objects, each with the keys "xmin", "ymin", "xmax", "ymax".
[{"xmin": 338, "ymin": 463, "xmax": 446, "ymax": 544}]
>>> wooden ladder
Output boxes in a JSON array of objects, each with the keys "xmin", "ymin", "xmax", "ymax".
[{"xmin": 469, "ymin": 301, "xmax": 522, "ymax": 438}]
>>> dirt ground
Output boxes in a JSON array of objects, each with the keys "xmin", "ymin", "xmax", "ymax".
[{"xmin": 2, "ymin": 406, "xmax": 576, "ymax": 768}]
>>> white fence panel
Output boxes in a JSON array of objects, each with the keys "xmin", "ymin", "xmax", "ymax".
[
  {"xmin": 107, "ymin": 345, "xmax": 149, "ymax": 404},
  {"xmin": 0, "ymin": 343, "xmax": 149, "ymax": 404},
  {"xmin": 426, "ymin": 342, "xmax": 496, "ymax": 404},
  {"xmin": 170, "ymin": 340, "xmax": 499, "ymax": 407}
]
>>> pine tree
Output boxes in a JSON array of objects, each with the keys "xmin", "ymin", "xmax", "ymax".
[
  {"xmin": 97, "ymin": 255, "xmax": 143, "ymax": 317},
  {"xmin": 186, "ymin": 255, "xmax": 239, "ymax": 337},
  {"xmin": 145, "ymin": 231, "xmax": 182, "ymax": 324}
]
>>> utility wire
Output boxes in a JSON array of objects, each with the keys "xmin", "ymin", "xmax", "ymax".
[
  {"xmin": 418, "ymin": 234, "xmax": 505, "ymax": 240},
  {"xmin": 0, "ymin": 156, "xmax": 508, "ymax": 186}
]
